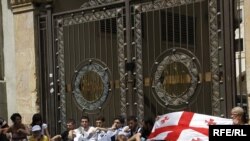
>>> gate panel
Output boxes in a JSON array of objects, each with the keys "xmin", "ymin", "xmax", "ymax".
[
  {"xmin": 53, "ymin": 5, "xmax": 125, "ymax": 130},
  {"xmin": 133, "ymin": 0, "xmax": 213, "ymax": 118}
]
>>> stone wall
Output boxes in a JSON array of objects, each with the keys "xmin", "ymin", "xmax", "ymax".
[{"xmin": 2, "ymin": 0, "xmax": 38, "ymax": 124}]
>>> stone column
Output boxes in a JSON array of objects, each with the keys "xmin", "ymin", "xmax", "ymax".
[
  {"xmin": 9, "ymin": 0, "xmax": 38, "ymax": 124},
  {"xmin": 244, "ymin": 0, "xmax": 250, "ymax": 122}
]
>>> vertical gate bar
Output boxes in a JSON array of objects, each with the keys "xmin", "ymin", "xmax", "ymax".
[
  {"xmin": 199, "ymin": 1, "xmax": 205, "ymax": 112},
  {"xmin": 45, "ymin": 4, "xmax": 57, "ymax": 134},
  {"xmin": 209, "ymin": 0, "xmax": 221, "ymax": 116},
  {"xmin": 192, "ymin": 2, "xmax": 196, "ymax": 53},
  {"xmin": 110, "ymin": 17, "xmax": 114, "ymax": 119},
  {"xmin": 125, "ymin": 0, "xmax": 134, "ymax": 116},
  {"xmin": 82, "ymin": 23, "xmax": 86, "ymax": 59},
  {"xmin": 94, "ymin": 21, "xmax": 96, "ymax": 58},
  {"xmin": 134, "ymin": 5, "xmax": 144, "ymax": 124},
  {"xmin": 185, "ymin": 4, "xmax": 188, "ymax": 49},
  {"xmin": 73, "ymin": 25, "xmax": 76, "ymax": 71},
  {"xmin": 117, "ymin": 8, "xmax": 127, "ymax": 117},
  {"xmin": 56, "ymin": 19, "xmax": 67, "ymax": 131},
  {"xmin": 159, "ymin": 10, "xmax": 162, "ymax": 51},
  {"xmin": 77, "ymin": 24, "xmax": 81, "ymax": 62},
  {"xmin": 66, "ymin": 27, "xmax": 71, "ymax": 119},
  {"xmin": 153, "ymin": 11, "xmax": 155, "ymax": 59},
  {"xmin": 88, "ymin": 22, "xmax": 91, "ymax": 57},
  {"xmin": 99, "ymin": 21, "xmax": 101, "ymax": 59},
  {"xmin": 179, "ymin": 7, "xmax": 181, "ymax": 47},
  {"xmin": 105, "ymin": 19, "xmax": 107, "ymax": 63},
  {"xmin": 172, "ymin": 8, "xmax": 175, "ymax": 48},
  {"xmin": 146, "ymin": 12, "xmax": 150, "ymax": 76},
  {"xmin": 165, "ymin": 9, "xmax": 168, "ymax": 50},
  {"xmin": 222, "ymin": 0, "xmax": 237, "ymax": 116}
]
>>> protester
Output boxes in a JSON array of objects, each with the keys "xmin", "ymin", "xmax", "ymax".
[
  {"xmin": 106, "ymin": 115, "xmax": 126, "ymax": 141},
  {"xmin": 29, "ymin": 125, "xmax": 49, "ymax": 141},
  {"xmin": 231, "ymin": 106, "xmax": 248, "ymax": 125},
  {"xmin": 51, "ymin": 118, "xmax": 76, "ymax": 141},
  {"xmin": 30, "ymin": 113, "xmax": 51, "ymax": 139},
  {"xmin": 126, "ymin": 116, "xmax": 141, "ymax": 138},
  {"xmin": 0, "ymin": 117, "xmax": 9, "ymax": 141},
  {"xmin": 7, "ymin": 113, "xmax": 29, "ymax": 141},
  {"xmin": 72, "ymin": 115, "xmax": 97, "ymax": 141},
  {"xmin": 94, "ymin": 116, "xmax": 108, "ymax": 140}
]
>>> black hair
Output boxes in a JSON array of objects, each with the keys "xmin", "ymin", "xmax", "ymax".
[
  {"xmin": 95, "ymin": 116, "xmax": 105, "ymax": 122},
  {"xmin": 127, "ymin": 115, "xmax": 138, "ymax": 122},
  {"xmin": 67, "ymin": 118, "xmax": 76, "ymax": 125},
  {"xmin": 10, "ymin": 113, "xmax": 22, "ymax": 123},
  {"xmin": 114, "ymin": 115, "xmax": 125, "ymax": 125},
  {"xmin": 80, "ymin": 115, "xmax": 89, "ymax": 121},
  {"xmin": 31, "ymin": 113, "xmax": 43, "ymax": 127}
]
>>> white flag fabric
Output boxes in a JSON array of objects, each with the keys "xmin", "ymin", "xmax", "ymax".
[{"xmin": 148, "ymin": 111, "xmax": 233, "ymax": 141}]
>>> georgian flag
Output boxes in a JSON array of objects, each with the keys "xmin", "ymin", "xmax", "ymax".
[{"xmin": 148, "ymin": 111, "xmax": 232, "ymax": 141}]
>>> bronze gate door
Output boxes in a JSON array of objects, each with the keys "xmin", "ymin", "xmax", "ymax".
[{"xmin": 38, "ymin": 0, "xmax": 236, "ymax": 133}]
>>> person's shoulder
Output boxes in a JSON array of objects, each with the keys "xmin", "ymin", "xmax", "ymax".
[{"xmin": 42, "ymin": 135, "xmax": 49, "ymax": 141}]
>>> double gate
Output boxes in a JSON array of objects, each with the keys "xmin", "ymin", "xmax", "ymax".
[{"xmin": 38, "ymin": 0, "xmax": 237, "ymax": 133}]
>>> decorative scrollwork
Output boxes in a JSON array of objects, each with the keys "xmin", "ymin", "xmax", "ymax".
[
  {"xmin": 141, "ymin": 0, "xmax": 198, "ymax": 13},
  {"xmin": 80, "ymin": 0, "xmax": 119, "ymax": 9},
  {"xmin": 152, "ymin": 48, "xmax": 200, "ymax": 106},
  {"xmin": 72, "ymin": 60, "xmax": 110, "ymax": 111},
  {"xmin": 209, "ymin": 0, "xmax": 220, "ymax": 116}
]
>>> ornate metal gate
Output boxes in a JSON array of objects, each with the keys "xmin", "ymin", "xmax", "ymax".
[{"xmin": 38, "ymin": 0, "xmax": 238, "ymax": 133}]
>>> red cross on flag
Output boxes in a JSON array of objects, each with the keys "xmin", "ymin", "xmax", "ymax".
[{"xmin": 148, "ymin": 111, "xmax": 232, "ymax": 141}]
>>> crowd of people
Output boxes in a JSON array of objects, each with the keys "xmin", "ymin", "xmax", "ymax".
[
  {"xmin": 0, "ymin": 113, "xmax": 154, "ymax": 141},
  {"xmin": 0, "ymin": 106, "xmax": 248, "ymax": 141}
]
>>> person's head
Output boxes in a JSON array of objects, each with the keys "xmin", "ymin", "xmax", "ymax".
[
  {"xmin": 95, "ymin": 116, "xmax": 105, "ymax": 127},
  {"xmin": 31, "ymin": 113, "xmax": 43, "ymax": 126},
  {"xmin": 143, "ymin": 118, "xmax": 154, "ymax": 130},
  {"xmin": 32, "ymin": 125, "xmax": 42, "ymax": 138},
  {"xmin": 80, "ymin": 116, "xmax": 90, "ymax": 129},
  {"xmin": 0, "ymin": 117, "xmax": 8, "ymax": 127},
  {"xmin": 127, "ymin": 115, "xmax": 138, "ymax": 131},
  {"xmin": 113, "ymin": 116, "xmax": 124, "ymax": 129},
  {"xmin": 141, "ymin": 118, "xmax": 154, "ymax": 137},
  {"xmin": 10, "ymin": 113, "xmax": 22, "ymax": 125},
  {"xmin": 66, "ymin": 118, "xmax": 76, "ymax": 130},
  {"xmin": 231, "ymin": 106, "xmax": 247, "ymax": 125}
]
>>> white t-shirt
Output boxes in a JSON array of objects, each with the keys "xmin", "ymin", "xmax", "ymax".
[{"xmin": 74, "ymin": 126, "xmax": 97, "ymax": 141}]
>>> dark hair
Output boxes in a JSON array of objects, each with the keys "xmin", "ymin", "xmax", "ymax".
[
  {"xmin": 10, "ymin": 113, "xmax": 22, "ymax": 123},
  {"xmin": 80, "ymin": 115, "xmax": 89, "ymax": 121},
  {"xmin": 96, "ymin": 116, "xmax": 105, "ymax": 122},
  {"xmin": 31, "ymin": 113, "xmax": 43, "ymax": 126},
  {"xmin": 127, "ymin": 115, "xmax": 137, "ymax": 122},
  {"xmin": 141, "ymin": 118, "xmax": 155, "ymax": 139},
  {"xmin": 114, "ymin": 115, "xmax": 125, "ymax": 125},
  {"xmin": 67, "ymin": 118, "xmax": 76, "ymax": 125}
]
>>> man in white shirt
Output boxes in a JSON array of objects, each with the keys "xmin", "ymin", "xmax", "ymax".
[{"xmin": 73, "ymin": 116, "xmax": 97, "ymax": 141}]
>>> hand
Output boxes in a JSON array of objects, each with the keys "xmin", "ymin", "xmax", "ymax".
[{"xmin": 111, "ymin": 123, "xmax": 117, "ymax": 129}]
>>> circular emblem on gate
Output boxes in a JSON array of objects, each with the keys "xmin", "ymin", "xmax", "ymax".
[
  {"xmin": 152, "ymin": 48, "xmax": 201, "ymax": 107},
  {"xmin": 72, "ymin": 59, "xmax": 110, "ymax": 111}
]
